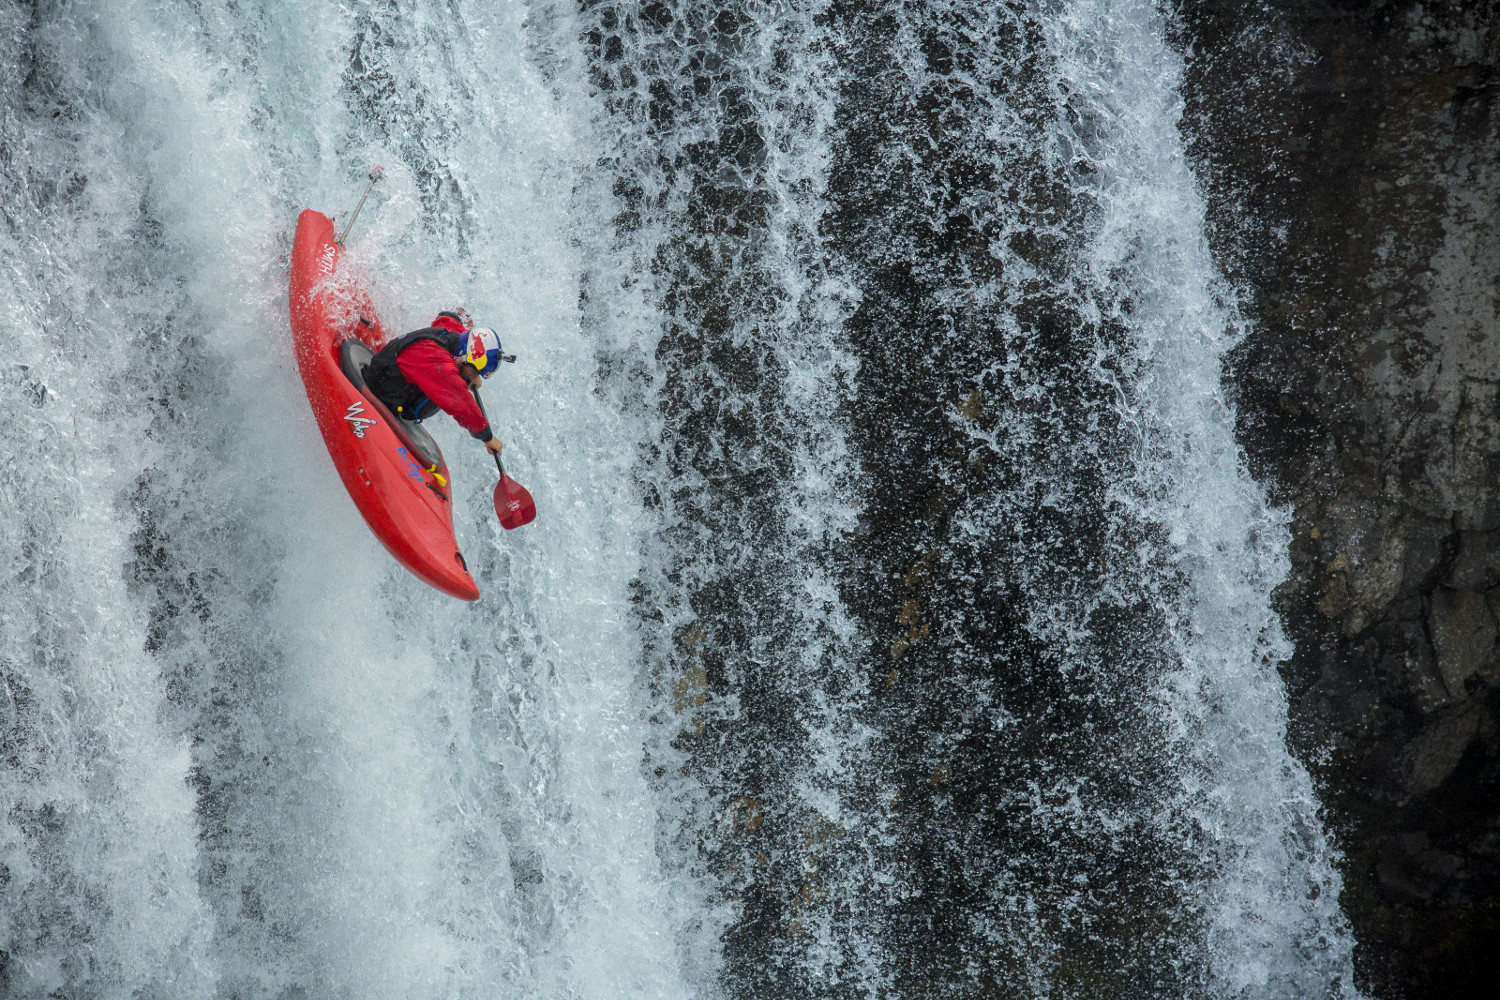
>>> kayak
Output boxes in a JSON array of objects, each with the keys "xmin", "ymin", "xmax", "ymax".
[{"xmin": 288, "ymin": 209, "xmax": 481, "ymax": 601}]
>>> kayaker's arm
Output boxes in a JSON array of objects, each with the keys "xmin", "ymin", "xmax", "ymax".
[
  {"xmin": 457, "ymin": 363, "xmax": 504, "ymax": 455},
  {"xmin": 473, "ymin": 426, "xmax": 504, "ymax": 455},
  {"xmin": 396, "ymin": 340, "xmax": 491, "ymax": 434}
]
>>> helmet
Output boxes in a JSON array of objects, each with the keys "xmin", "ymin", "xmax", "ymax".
[{"xmin": 456, "ymin": 326, "xmax": 503, "ymax": 377}]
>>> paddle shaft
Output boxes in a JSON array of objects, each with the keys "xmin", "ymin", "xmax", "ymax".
[
  {"xmin": 472, "ymin": 387, "xmax": 506, "ymax": 477},
  {"xmin": 337, "ymin": 165, "xmax": 385, "ymax": 245}
]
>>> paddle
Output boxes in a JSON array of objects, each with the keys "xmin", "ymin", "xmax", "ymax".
[
  {"xmin": 472, "ymin": 387, "xmax": 536, "ymax": 530},
  {"xmin": 337, "ymin": 165, "xmax": 384, "ymax": 245}
]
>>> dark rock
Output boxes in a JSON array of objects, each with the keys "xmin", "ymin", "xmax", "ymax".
[
  {"xmin": 1428, "ymin": 588, "xmax": 1499, "ymax": 698},
  {"xmin": 1399, "ymin": 701, "xmax": 1484, "ymax": 800},
  {"xmin": 1376, "ymin": 831, "xmax": 1465, "ymax": 906},
  {"xmin": 1178, "ymin": 0, "xmax": 1500, "ymax": 995},
  {"xmin": 1447, "ymin": 528, "xmax": 1500, "ymax": 590}
]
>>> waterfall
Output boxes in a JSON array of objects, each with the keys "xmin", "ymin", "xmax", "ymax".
[{"xmin": 1, "ymin": 2, "xmax": 1360, "ymax": 998}]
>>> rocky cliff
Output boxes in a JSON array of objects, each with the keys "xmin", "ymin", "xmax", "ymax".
[{"xmin": 1177, "ymin": 1, "xmax": 1500, "ymax": 994}]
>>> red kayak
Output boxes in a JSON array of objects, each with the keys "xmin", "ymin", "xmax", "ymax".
[{"xmin": 288, "ymin": 209, "xmax": 481, "ymax": 601}]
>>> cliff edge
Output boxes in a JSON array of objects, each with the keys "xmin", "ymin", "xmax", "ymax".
[{"xmin": 1178, "ymin": 1, "xmax": 1500, "ymax": 994}]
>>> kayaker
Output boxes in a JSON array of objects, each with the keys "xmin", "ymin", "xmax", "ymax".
[{"xmin": 364, "ymin": 310, "xmax": 505, "ymax": 455}]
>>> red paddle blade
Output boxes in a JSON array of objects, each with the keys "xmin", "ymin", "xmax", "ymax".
[{"xmin": 493, "ymin": 475, "xmax": 536, "ymax": 530}]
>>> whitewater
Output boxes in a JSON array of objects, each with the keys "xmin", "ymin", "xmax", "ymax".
[{"xmin": 2, "ymin": 2, "xmax": 1358, "ymax": 998}]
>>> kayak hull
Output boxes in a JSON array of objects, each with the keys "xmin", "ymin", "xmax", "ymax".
[{"xmin": 288, "ymin": 209, "xmax": 480, "ymax": 601}]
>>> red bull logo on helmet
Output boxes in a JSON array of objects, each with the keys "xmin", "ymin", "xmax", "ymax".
[{"xmin": 460, "ymin": 327, "xmax": 502, "ymax": 377}]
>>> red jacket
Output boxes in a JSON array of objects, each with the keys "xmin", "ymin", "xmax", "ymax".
[{"xmin": 396, "ymin": 314, "xmax": 489, "ymax": 436}]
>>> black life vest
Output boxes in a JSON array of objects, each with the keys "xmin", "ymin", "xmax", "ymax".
[{"xmin": 364, "ymin": 327, "xmax": 464, "ymax": 421}]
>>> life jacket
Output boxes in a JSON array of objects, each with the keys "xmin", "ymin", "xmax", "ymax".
[{"xmin": 363, "ymin": 327, "xmax": 464, "ymax": 421}]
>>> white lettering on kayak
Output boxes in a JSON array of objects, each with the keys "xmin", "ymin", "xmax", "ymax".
[
  {"xmin": 343, "ymin": 400, "xmax": 378, "ymax": 437},
  {"xmin": 318, "ymin": 244, "xmax": 337, "ymax": 274}
]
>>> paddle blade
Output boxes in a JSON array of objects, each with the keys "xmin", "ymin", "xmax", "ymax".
[{"xmin": 493, "ymin": 475, "xmax": 536, "ymax": 530}]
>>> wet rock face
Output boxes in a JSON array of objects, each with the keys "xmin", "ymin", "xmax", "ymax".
[{"xmin": 1177, "ymin": 0, "xmax": 1500, "ymax": 995}]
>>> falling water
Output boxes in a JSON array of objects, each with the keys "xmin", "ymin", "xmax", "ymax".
[{"xmin": 2, "ymin": 2, "xmax": 1358, "ymax": 998}]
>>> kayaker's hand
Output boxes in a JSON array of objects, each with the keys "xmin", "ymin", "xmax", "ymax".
[{"xmin": 484, "ymin": 437, "xmax": 504, "ymax": 456}]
